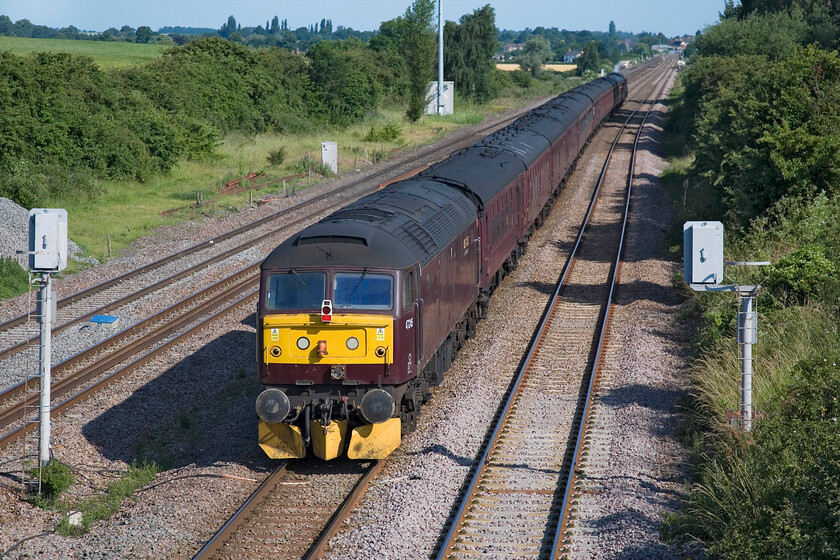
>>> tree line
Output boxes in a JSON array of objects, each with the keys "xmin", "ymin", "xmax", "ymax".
[
  {"xmin": 1, "ymin": 10, "xmax": 665, "ymax": 65},
  {"xmin": 0, "ymin": 15, "xmax": 162, "ymax": 44}
]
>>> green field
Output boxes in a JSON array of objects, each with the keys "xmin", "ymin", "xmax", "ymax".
[{"xmin": 0, "ymin": 36, "xmax": 165, "ymax": 68}]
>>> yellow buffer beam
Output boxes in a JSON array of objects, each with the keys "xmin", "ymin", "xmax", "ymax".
[
  {"xmin": 310, "ymin": 419, "xmax": 348, "ymax": 461},
  {"xmin": 347, "ymin": 418, "xmax": 401, "ymax": 459},
  {"xmin": 259, "ymin": 420, "xmax": 306, "ymax": 459}
]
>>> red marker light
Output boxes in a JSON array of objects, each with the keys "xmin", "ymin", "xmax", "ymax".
[{"xmin": 321, "ymin": 299, "xmax": 332, "ymax": 322}]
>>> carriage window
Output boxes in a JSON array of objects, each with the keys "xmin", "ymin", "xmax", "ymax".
[
  {"xmin": 334, "ymin": 272, "xmax": 393, "ymax": 310},
  {"xmin": 266, "ymin": 271, "xmax": 325, "ymax": 310}
]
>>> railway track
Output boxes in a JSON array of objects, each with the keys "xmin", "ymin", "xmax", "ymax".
[
  {"xmin": 192, "ymin": 460, "xmax": 382, "ymax": 560},
  {"xmin": 0, "ymin": 266, "xmax": 259, "ymax": 449},
  {"xmin": 434, "ymin": 64, "xmax": 673, "ymax": 560}
]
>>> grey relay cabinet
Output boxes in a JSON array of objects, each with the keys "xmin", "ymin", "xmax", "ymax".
[{"xmin": 28, "ymin": 208, "xmax": 68, "ymax": 272}]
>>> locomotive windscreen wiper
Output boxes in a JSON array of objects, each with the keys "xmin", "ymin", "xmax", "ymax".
[
  {"xmin": 348, "ymin": 268, "xmax": 369, "ymax": 299},
  {"xmin": 290, "ymin": 268, "xmax": 307, "ymax": 287}
]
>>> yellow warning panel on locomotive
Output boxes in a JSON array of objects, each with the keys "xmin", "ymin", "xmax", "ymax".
[{"xmin": 262, "ymin": 313, "xmax": 393, "ymax": 364}]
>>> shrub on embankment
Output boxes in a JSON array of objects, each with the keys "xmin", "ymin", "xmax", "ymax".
[
  {"xmin": 0, "ymin": 37, "xmax": 374, "ymax": 208},
  {"xmin": 661, "ymin": 7, "xmax": 840, "ymax": 558}
]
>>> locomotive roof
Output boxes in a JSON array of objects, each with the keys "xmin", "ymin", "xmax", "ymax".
[
  {"xmin": 419, "ymin": 146, "xmax": 527, "ymax": 209},
  {"xmin": 261, "ymin": 179, "xmax": 477, "ymax": 270},
  {"xmin": 474, "ymin": 126, "xmax": 551, "ymax": 167}
]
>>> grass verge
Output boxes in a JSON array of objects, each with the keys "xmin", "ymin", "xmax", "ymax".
[{"xmin": 57, "ymin": 462, "xmax": 159, "ymax": 536}]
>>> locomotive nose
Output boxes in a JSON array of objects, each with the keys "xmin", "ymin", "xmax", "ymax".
[{"xmin": 255, "ymin": 388, "xmax": 291, "ymax": 423}]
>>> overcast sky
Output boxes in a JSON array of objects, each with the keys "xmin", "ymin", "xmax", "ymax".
[{"xmin": 2, "ymin": 0, "xmax": 725, "ymax": 37}]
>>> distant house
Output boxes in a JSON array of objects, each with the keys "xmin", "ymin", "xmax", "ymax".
[
  {"xmin": 492, "ymin": 53, "xmax": 506, "ymax": 62},
  {"xmin": 562, "ymin": 50, "xmax": 582, "ymax": 63},
  {"xmin": 503, "ymin": 43, "xmax": 525, "ymax": 52}
]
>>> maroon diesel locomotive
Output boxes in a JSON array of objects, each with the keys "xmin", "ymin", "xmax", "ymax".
[{"xmin": 255, "ymin": 73, "xmax": 627, "ymax": 460}]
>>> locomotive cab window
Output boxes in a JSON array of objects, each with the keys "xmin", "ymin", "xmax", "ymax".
[
  {"xmin": 266, "ymin": 271, "xmax": 325, "ymax": 310},
  {"xmin": 334, "ymin": 272, "xmax": 393, "ymax": 310},
  {"xmin": 401, "ymin": 271, "xmax": 415, "ymax": 310}
]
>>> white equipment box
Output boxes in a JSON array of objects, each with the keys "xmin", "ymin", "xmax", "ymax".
[
  {"xmin": 683, "ymin": 221, "xmax": 723, "ymax": 286},
  {"xmin": 28, "ymin": 208, "xmax": 68, "ymax": 272}
]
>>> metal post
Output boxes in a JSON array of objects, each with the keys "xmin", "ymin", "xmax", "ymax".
[
  {"xmin": 38, "ymin": 273, "xmax": 52, "ymax": 466},
  {"xmin": 738, "ymin": 290, "xmax": 756, "ymax": 431},
  {"xmin": 437, "ymin": 0, "xmax": 444, "ymax": 115}
]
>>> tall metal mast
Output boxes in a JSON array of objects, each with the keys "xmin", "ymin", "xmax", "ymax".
[{"xmin": 437, "ymin": 0, "xmax": 444, "ymax": 115}]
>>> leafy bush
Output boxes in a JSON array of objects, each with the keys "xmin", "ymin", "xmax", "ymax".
[
  {"xmin": 266, "ymin": 146, "xmax": 287, "ymax": 166},
  {"xmin": 58, "ymin": 462, "xmax": 158, "ymax": 535},
  {"xmin": 508, "ymin": 69, "xmax": 534, "ymax": 88},
  {"xmin": 307, "ymin": 39, "xmax": 382, "ymax": 126},
  {"xmin": 664, "ymin": 355, "xmax": 840, "ymax": 559},
  {"xmin": 363, "ymin": 122, "xmax": 403, "ymax": 142},
  {"xmin": 122, "ymin": 38, "xmax": 324, "ymax": 135},
  {"xmin": 689, "ymin": 46, "xmax": 840, "ymax": 225},
  {"xmin": 765, "ymin": 245, "xmax": 838, "ymax": 306},
  {"xmin": 694, "ymin": 9, "xmax": 808, "ymax": 59},
  {"xmin": 0, "ymin": 50, "xmax": 186, "ymax": 204},
  {"xmin": 291, "ymin": 155, "xmax": 334, "ymax": 177},
  {"xmin": 27, "ymin": 460, "xmax": 75, "ymax": 506}
]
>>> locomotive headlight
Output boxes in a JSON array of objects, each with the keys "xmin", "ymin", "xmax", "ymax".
[
  {"xmin": 296, "ymin": 337, "xmax": 310, "ymax": 350},
  {"xmin": 346, "ymin": 337, "xmax": 360, "ymax": 351},
  {"xmin": 255, "ymin": 388, "xmax": 290, "ymax": 423},
  {"xmin": 269, "ymin": 346, "xmax": 282, "ymax": 357},
  {"xmin": 375, "ymin": 346, "xmax": 386, "ymax": 358}
]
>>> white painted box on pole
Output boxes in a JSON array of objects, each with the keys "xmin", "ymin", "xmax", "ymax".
[
  {"xmin": 683, "ymin": 221, "xmax": 723, "ymax": 286},
  {"xmin": 425, "ymin": 81, "xmax": 454, "ymax": 115},
  {"xmin": 29, "ymin": 208, "xmax": 68, "ymax": 272}
]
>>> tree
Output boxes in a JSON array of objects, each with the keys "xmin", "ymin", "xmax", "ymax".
[
  {"xmin": 308, "ymin": 39, "xmax": 382, "ymax": 125},
  {"xmin": 220, "ymin": 15, "xmax": 237, "ymax": 38},
  {"xmin": 443, "ymin": 4, "xmax": 498, "ymax": 102},
  {"xmin": 690, "ymin": 45, "xmax": 840, "ymax": 224},
  {"xmin": 609, "ymin": 20, "xmax": 616, "ymax": 36},
  {"xmin": 270, "ymin": 16, "xmax": 280, "ymax": 34},
  {"xmin": 398, "ymin": 0, "xmax": 437, "ymax": 121},
  {"xmin": 136, "ymin": 26, "xmax": 153, "ymax": 44},
  {"xmin": 576, "ymin": 40, "xmax": 602, "ymax": 75},
  {"xmin": 517, "ymin": 35, "xmax": 552, "ymax": 77}
]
